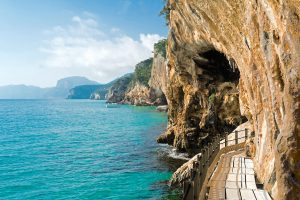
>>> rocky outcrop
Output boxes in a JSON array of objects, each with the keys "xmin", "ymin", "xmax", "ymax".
[
  {"xmin": 123, "ymin": 83, "xmax": 152, "ymax": 106},
  {"xmin": 157, "ymin": 105, "xmax": 168, "ymax": 112},
  {"xmin": 107, "ymin": 40, "xmax": 169, "ymax": 106},
  {"xmin": 122, "ymin": 58, "xmax": 153, "ymax": 105},
  {"xmin": 106, "ymin": 74, "xmax": 133, "ymax": 103},
  {"xmin": 90, "ymin": 92, "xmax": 101, "ymax": 100},
  {"xmin": 161, "ymin": 0, "xmax": 300, "ymax": 199},
  {"xmin": 149, "ymin": 39, "xmax": 169, "ymax": 105}
]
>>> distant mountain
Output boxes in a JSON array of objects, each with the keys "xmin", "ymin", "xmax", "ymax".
[
  {"xmin": 67, "ymin": 79, "xmax": 115, "ymax": 100},
  {"xmin": 68, "ymin": 85, "xmax": 103, "ymax": 99},
  {"xmin": 0, "ymin": 85, "xmax": 48, "ymax": 99},
  {"xmin": 45, "ymin": 76, "xmax": 99, "ymax": 99},
  {"xmin": 0, "ymin": 76, "xmax": 99, "ymax": 99}
]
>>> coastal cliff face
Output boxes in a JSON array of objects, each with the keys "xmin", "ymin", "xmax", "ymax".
[
  {"xmin": 149, "ymin": 39, "xmax": 169, "ymax": 105},
  {"xmin": 162, "ymin": 0, "xmax": 300, "ymax": 199},
  {"xmin": 106, "ymin": 74, "xmax": 133, "ymax": 103},
  {"xmin": 123, "ymin": 58, "xmax": 153, "ymax": 105},
  {"xmin": 149, "ymin": 48, "xmax": 168, "ymax": 105},
  {"xmin": 107, "ymin": 40, "xmax": 168, "ymax": 106}
]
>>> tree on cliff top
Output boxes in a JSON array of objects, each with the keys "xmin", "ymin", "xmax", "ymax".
[
  {"xmin": 154, "ymin": 39, "xmax": 167, "ymax": 58},
  {"xmin": 132, "ymin": 58, "xmax": 153, "ymax": 87},
  {"xmin": 160, "ymin": 0, "xmax": 170, "ymax": 25}
]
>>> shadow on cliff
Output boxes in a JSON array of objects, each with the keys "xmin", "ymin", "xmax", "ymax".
[{"xmin": 158, "ymin": 48, "xmax": 247, "ymax": 156}]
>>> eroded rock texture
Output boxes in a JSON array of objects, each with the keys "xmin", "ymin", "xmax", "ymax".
[
  {"xmin": 149, "ymin": 51, "xmax": 168, "ymax": 105},
  {"xmin": 163, "ymin": 0, "xmax": 300, "ymax": 199}
]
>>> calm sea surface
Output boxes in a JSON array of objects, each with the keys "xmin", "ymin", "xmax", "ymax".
[{"xmin": 0, "ymin": 100, "xmax": 180, "ymax": 200}]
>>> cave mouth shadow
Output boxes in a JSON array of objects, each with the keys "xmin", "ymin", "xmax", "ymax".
[
  {"xmin": 192, "ymin": 48, "xmax": 247, "ymax": 147},
  {"xmin": 194, "ymin": 49, "xmax": 240, "ymax": 83}
]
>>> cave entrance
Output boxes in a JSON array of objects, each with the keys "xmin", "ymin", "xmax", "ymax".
[
  {"xmin": 194, "ymin": 49, "xmax": 240, "ymax": 83},
  {"xmin": 193, "ymin": 49, "xmax": 246, "ymax": 137}
]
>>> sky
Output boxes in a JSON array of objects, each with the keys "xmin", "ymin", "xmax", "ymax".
[{"xmin": 0, "ymin": 0, "xmax": 168, "ymax": 87}]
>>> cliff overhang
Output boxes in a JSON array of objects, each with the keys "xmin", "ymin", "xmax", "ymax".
[{"xmin": 161, "ymin": 0, "xmax": 300, "ymax": 199}]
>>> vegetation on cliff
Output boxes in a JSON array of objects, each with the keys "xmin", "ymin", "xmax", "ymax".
[
  {"xmin": 107, "ymin": 39, "xmax": 168, "ymax": 106},
  {"xmin": 154, "ymin": 39, "xmax": 167, "ymax": 58},
  {"xmin": 106, "ymin": 73, "xmax": 133, "ymax": 103},
  {"xmin": 130, "ymin": 58, "xmax": 153, "ymax": 87}
]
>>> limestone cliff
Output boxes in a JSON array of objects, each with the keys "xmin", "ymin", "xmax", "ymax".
[
  {"xmin": 106, "ymin": 73, "xmax": 133, "ymax": 103},
  {"xmin": 123, "ymin": 83, "xmax": 152, "ymax": 106},
  {"xmin": 149, "ymin": 39, "xmax": 169, "ymax": 105},
  {"xmin": 160, "ymin": 0, "xmax": 300, "ymax": 199},
  {"xmin": 122, "ymin": 58, "xmax": 153, "ymax": 105},
  {"xmin": 108, "ymin": 40, "xmax": 169, "ymax": 106}
]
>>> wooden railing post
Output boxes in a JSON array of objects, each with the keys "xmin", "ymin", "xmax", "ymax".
[
  {"xmin": 235, "ymin": 131, "xmax": 238, "ymax": 145},
  {"xmin": 225, "ymin": 133, "xmax": 228, "ymax": 147},
  {"xmin": 190, "ymin": 169, "xmax": 194, "ymax": 200},
  {"xmin": 199, "ymin": 150, "xmax": 204, "ymax": 187},
  {"xmin": 192, "ymin": 162, "xmax": 198, "ymax": 200}
]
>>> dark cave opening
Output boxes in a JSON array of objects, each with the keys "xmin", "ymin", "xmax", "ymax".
[
  {"xmin": 194, "ymin": 50, "xmax": 240, "ymax": 83},
  {"xmin": 189, "ymin": 48, "xmax": 247, "ymax": 151}
]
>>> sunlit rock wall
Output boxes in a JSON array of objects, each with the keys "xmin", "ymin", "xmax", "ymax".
[{"xmin": 164, "ymin": 0, "xmax": 300, "ymax": 199}]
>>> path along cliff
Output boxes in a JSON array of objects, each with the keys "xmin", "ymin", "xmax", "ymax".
[{"xmin": 157, "ymin": 0, "xmax": 300, "ymax": 199}]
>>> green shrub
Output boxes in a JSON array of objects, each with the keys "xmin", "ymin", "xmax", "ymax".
[
  {"xmin": 154, "ymin": 39, "xmax": 167, "ymax": 58},
  {"xmin": 160, "ymin": 0, "xmax": 170, "ymax": 25},
  {"xmin": 132, "ymin": 58, "xmax": 153, "ymax": 86}
]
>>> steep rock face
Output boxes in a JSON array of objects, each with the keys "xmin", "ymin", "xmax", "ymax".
[
  {"xmin": 123, "ymin": 83, "xmax": 152, "ymax": 106},
  {"xmin": 121, "ymin": 41, "xmax": 169, "ymax": 106},
  {"xmin": 122, "ymin": 58, "xmax": 153, "ymax": 105},
  {"xmin": 106, "ymin": 74, "xmax": 133, "ymax": 103},
  {"xmin": 149, "ymin": 52, "xmax": 168, "ymax": 105},
  {"xmin": 164, "ymin": 0, "xmax": 300, "ymax": 199}
]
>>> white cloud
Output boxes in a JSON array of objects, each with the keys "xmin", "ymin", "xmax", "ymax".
[
  {"xmin": 40, "ymin": 15, "xmax": 164, "ymax": 83},
  {"xmin": 140, "ymin": 34, "xmax": 164, "ymax": 51}
]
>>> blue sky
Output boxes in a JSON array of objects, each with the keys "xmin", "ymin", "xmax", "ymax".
[{"xmin": 0, "ymin": 0, "xmax": 168, "ymax": 87}]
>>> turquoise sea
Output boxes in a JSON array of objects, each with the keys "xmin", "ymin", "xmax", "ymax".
[{"xmin": 0, "ymin": 100, "xmax": 180, "ymax": 200}]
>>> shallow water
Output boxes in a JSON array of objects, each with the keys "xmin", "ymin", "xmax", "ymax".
[{"xmin": 0, "ymin": 100, "xmax": 180, "ymax": 200}]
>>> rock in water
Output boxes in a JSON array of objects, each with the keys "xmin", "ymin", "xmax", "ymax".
[{"xmin": 157, "ymin": 105, "xmax": 168, "ymax": 112}]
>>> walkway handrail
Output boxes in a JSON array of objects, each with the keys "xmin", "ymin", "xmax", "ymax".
[{"xmin": 182, "ymin": 128, "xmax": 253, "ymax": 200}]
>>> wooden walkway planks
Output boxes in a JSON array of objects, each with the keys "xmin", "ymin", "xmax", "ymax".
[{"xmin": 207, "ymin": 151, "xmax": 272, "ymax": 200}]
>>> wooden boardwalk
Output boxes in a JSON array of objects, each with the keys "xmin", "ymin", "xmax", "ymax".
[{"xmin": 207, "ymin": 150, "xmax": 272, "ymax": 200}]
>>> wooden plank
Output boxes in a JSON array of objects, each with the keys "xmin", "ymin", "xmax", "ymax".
[
  {"xmin": 237, "ymin": 174, "xmax": 245, "ymax": 182},
  {"xmin": 226, "ymin": 188, "xmax": 240, "ymax": 199},
  {"xmin": 246, "ymin": 168, "xmax": 255, "ymax": 175},
  {"xmin": 245, "ymin": 162, "xmax": 254, "ymax": 168},
  {"xmin": 240, "ymin": 189, "xmax": 256, "ymax": 200},
  {"xmin": 227, "ymin": 173, "xmax": 237, "ymax": 181},
  {"xmin": 253, "ymin": 189, "xmax": 272, "ymax": 200},
  {"xmin": 231, "ymin": 167, "xmax": 239, "ymax": 174},
  {"xmin": 246, "ymin": 181, "xmax": 257, "ymax": 189},
  {"xmin": 239, "ymin": 166, "xmax": 246, "ymax": 174},
  {"xmin": 246, "ymin": 174, "xmax": 256, "ymax": 182},
  {"xmin": 226, "ymin": 181, "xmax": 241, "ymax": 188},
  {"xmin": 245, "ymin": 158, "xmax": 253, "ymax": 164}
]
